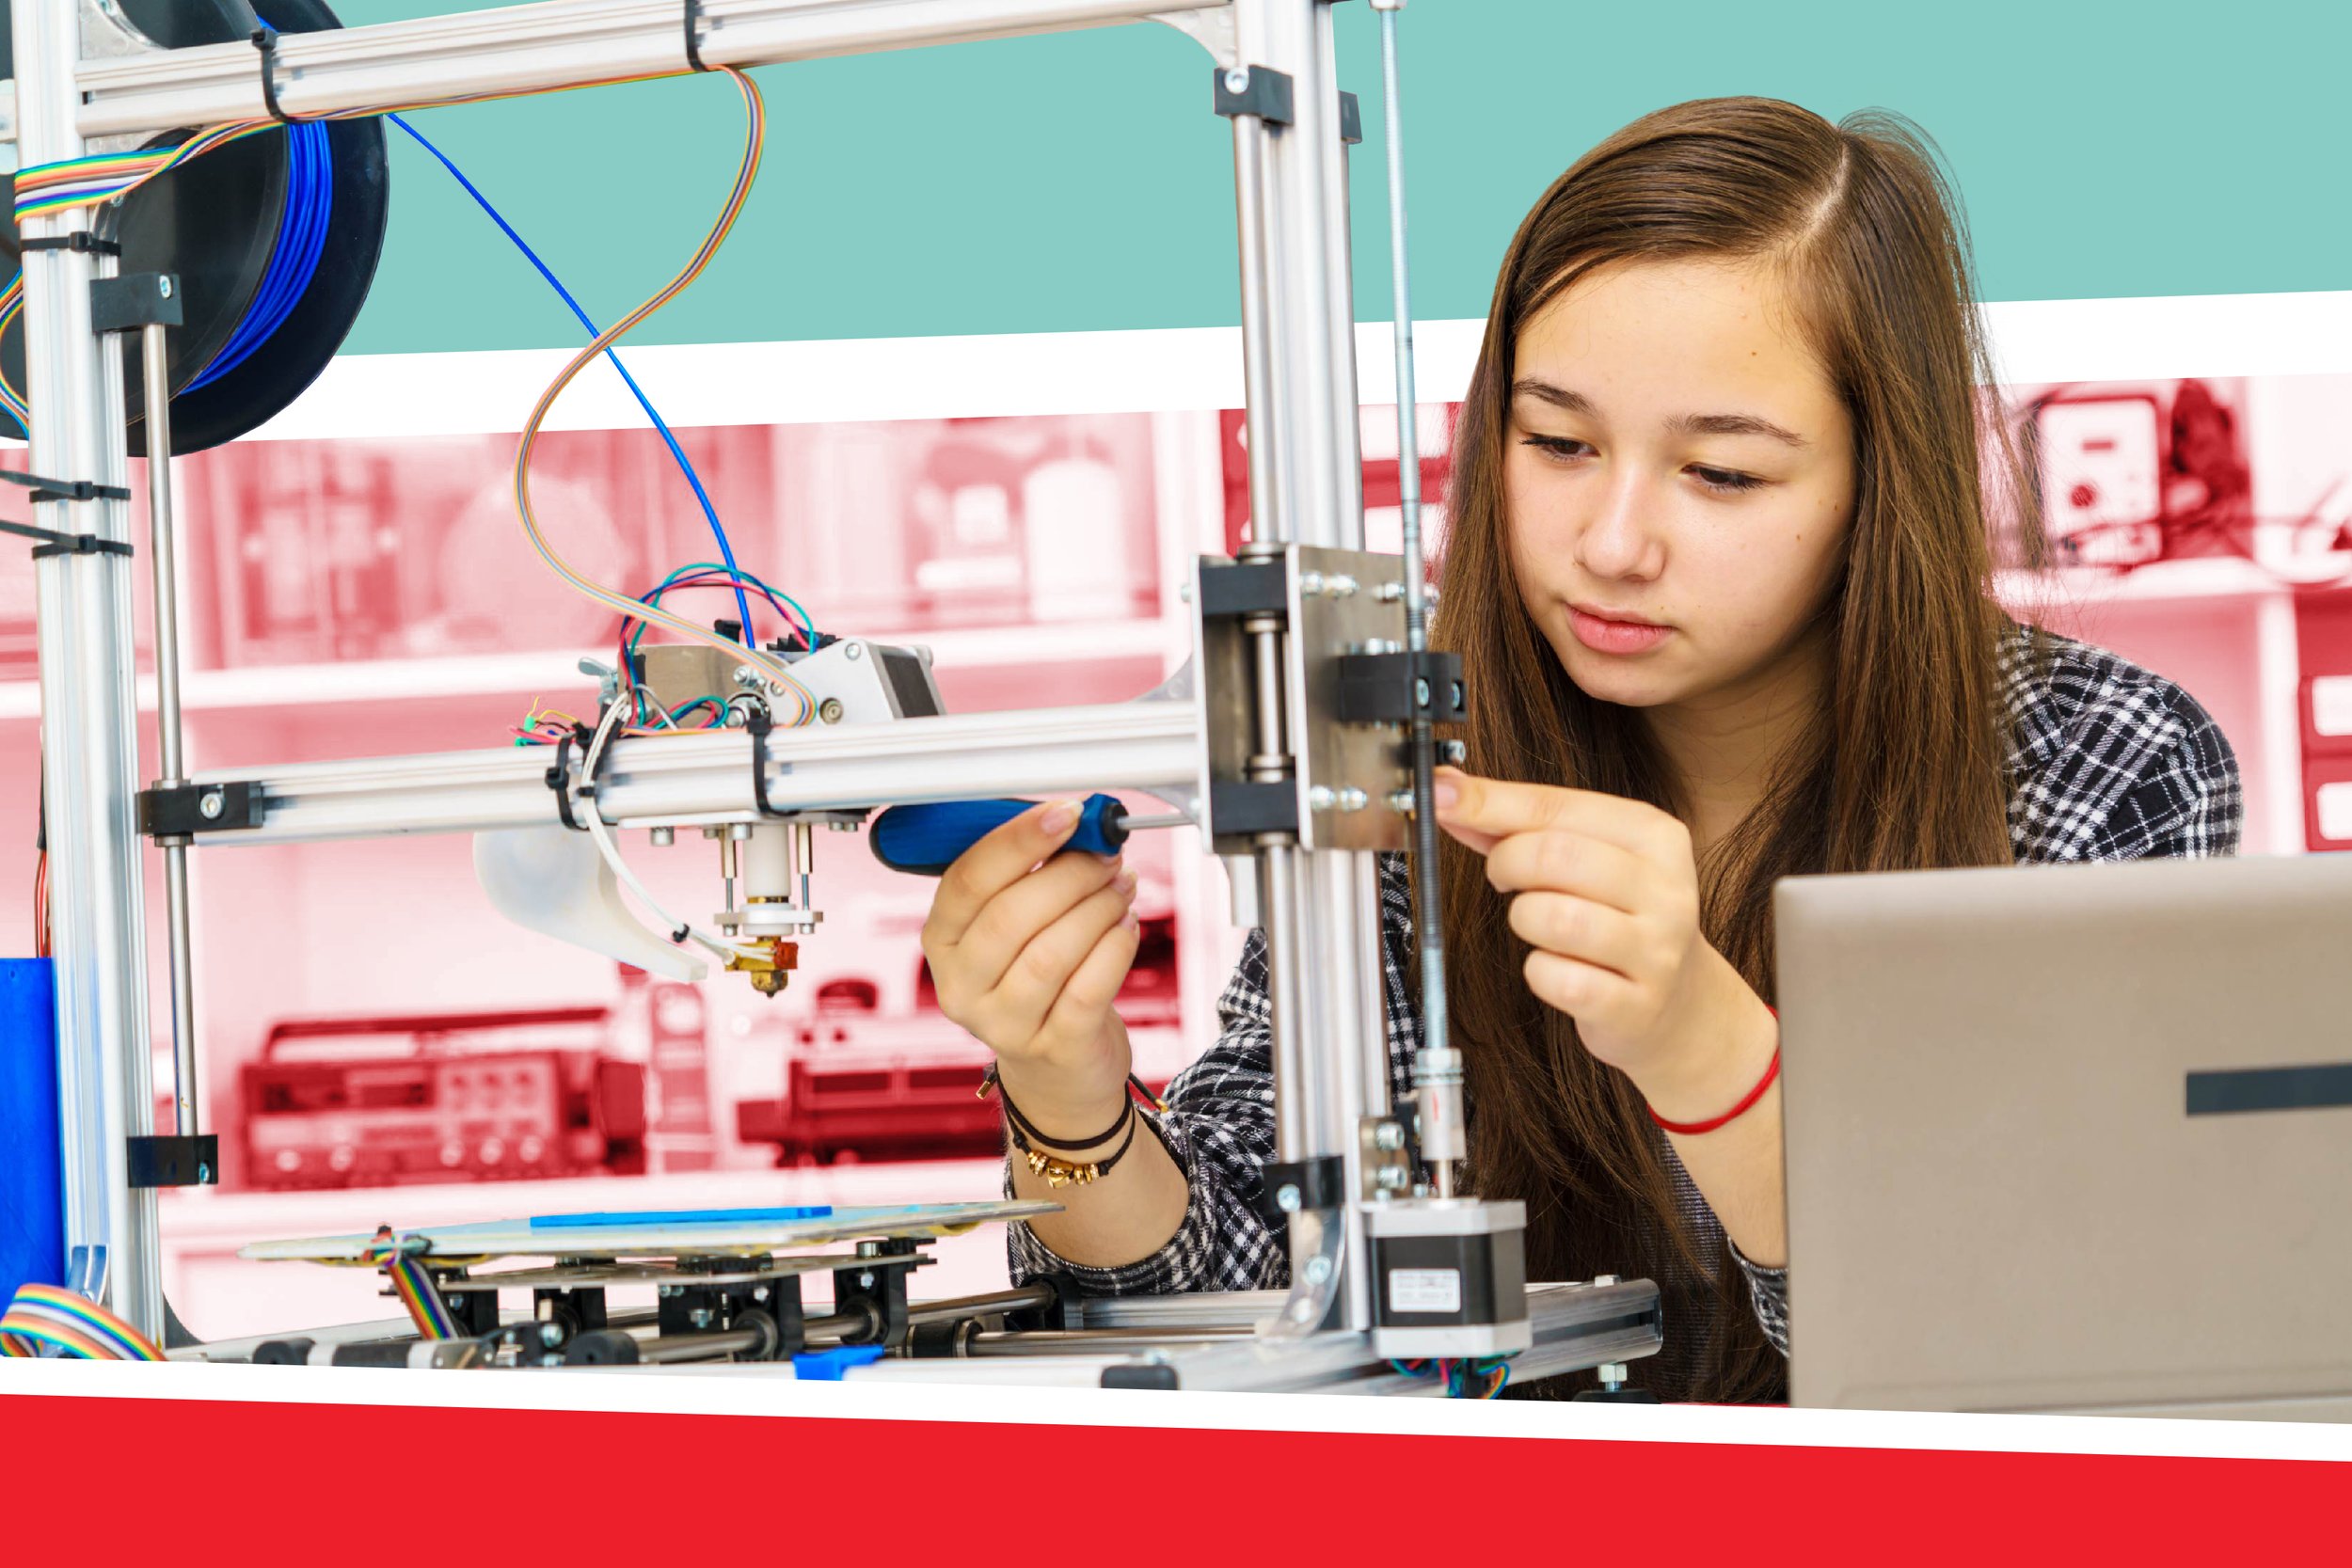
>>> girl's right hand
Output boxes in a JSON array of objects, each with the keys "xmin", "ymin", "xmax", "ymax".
[{"xmin": 918, "ymin": 799, "xmax": 1142, "ymax": 1136}]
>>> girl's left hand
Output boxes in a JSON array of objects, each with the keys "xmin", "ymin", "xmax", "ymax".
[{"xmin": 1430, "ymin": 767, "xmax": 1772, "ymax": 1119}]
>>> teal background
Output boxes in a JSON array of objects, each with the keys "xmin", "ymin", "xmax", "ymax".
[{"xmin": 337, "ymin": 1, "xmax": 2344, "ymax": 356}]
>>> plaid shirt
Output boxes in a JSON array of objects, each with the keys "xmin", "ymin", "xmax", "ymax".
[{"xmin": 1008, "ymin": 626, "xmax": 2244, "ymax": 1366}]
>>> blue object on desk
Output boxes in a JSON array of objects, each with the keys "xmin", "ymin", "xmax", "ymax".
[
  {"xmin": 0, "ymin": 959, "xmax": 64, "ymax": 1306},
  {"xmin": 792, "ymin": 1343, "xmax": 886, "ymax": 1381},
  {"xmin": 528, "ymin": 1205, "xmax": 834, "ymax": 1229},
  {"xmin": 869, "ymin": 794, "xmax": 1128, "ymax": 877}
]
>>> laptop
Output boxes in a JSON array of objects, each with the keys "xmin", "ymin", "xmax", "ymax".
[{"xmin": 1775, "ymin": 853, "xmax": 2352, "ymax": 1419}]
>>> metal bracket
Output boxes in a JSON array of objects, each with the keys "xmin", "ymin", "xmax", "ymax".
[
  {"xmin": 138, "ymin": 780, "xmax": 265, "ymax": 837},
  {"xmin": 89, "ymin": 271, "xmax": 183, "ymax": 335},
  {"xmin": 1212, "ymin": 64, "xmax": 1295, "ymax": 127},
  {"xmin": 831, "ymin": 1238, "xmax": 923, "ymax": 1347},
  {"xmin": 1339, "ymin": 90, "xmax": 1361, "ymax": 146},
  {"xmin": 126, "ymin": 1133, "xmax": 218, "ymax": 1188},
  {"xmin": 1149, "ymin": 6, "xmax": 1238, "ymax": 70}
]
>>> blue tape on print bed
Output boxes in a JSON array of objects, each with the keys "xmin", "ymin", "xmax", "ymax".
[{"xmin": 528, "ymin": 1205, "xmax": 834, "ymax": 1229}]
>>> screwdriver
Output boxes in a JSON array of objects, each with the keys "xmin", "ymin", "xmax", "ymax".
[{"xmin": 868, "ymin": 795, "xmax": 1192, "ymax": 877}]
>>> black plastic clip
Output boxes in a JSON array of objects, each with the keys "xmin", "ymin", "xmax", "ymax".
[
  {"xmin": 138, "ymin": 780, "xmax": 264, "ymax": 837},
  {"xmin": 89, "ymin": 272, "xmax": 183, "ymax": 337},
  {"xmin": 0, "ymin": 516, "xmax": 133, "ymax": 561},
  {"xmin": 20, "ymin": 232, "xmax": 121, "ymax": 258},
  {"xmin": 1213, "ymin": 65, "xmax": 1296, "ymax": 127},
  {"xmin": 546, "ymin": 730, "xmax": 586, "ymax": 832},
  {"xmin": 0, "ymin": 468, "xmax": 133, "ymax": 507},
  {"xmin": 1335, "ymin": 648, "xmax": 1467, "ymax": 724},
  {"xmin": 1338, "ymin": 90, "xmax": 1362, "ymax": 145},
  {"xmin": 1260, "ymin": 1155, "xmax": 1347, "ymax": 1227},
  {"xmin": 249, "ymin": 28, "xmax": 299, "ymax": 125},
  {"xmin": 681, "ymin": 0, "xmax": 711, "ymax": 71},
  {"xmin": 746, "ymin": 704, "xmax": 785, "ymax": 817},
  {"xmin": 128, "ymin": 1133, "xmax": 220, "ymax": 1189}
]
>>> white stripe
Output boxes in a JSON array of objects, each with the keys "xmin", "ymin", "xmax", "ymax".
[
  {"xmin": 6, "ymin": 1357, "xmax": 2352, "ymax": 1461},
  {"xmin": 251, "ymin": 288, "xmax": 2352, "ymax": 442}
]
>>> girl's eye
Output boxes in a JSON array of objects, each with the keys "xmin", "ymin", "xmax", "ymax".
[
  {"xmin": 1518, "ymin": 435, "xmax": 1591, "ymax": 461},
  {"xmin": 1690, "ymin": 465, "xmax": 1764, "ymax": 495}
]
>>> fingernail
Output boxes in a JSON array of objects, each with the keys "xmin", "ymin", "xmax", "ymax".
[
  {"xmin": 1041, "ymin": 800, "xmax": 1081, "ymax": 835},
  {"xmin": 1120, "ymin": 910, "xmax": 1140, "ymax": 931},
  {"xmin": 1116, "ymin": 867, "xmax": 1138, "ymax": 895},
  {"xmin": 1433, "ymin": 778, "xmax": 1459, "ymax": 813}
]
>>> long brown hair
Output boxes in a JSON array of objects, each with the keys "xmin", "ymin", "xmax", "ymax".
[{"xmin": 1429, "ymin": 98, "xmax": 2023, "ymax": 1402}]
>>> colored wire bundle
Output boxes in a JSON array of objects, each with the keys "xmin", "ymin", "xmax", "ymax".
[
  {"xmin": 1, "ymin": 1282, "xmax": 167, "ymax": 1360},
  {"xmin": 384, "ymin": 112, "xmax": 767, "ymax": 638},
  {"xmin": 511, "ymin": 699, "xmax": 583, "ymax": 747},
  {"xmin": 363, "ymin": 1233, "xmax": 459, "ymax": 1340},
  {"xmin": 1387, "ymin": 1355, "xmax": 1514, "ymax": 1399},
  {"xmin": 510, "ymin": 67, "xmax": 812, "ymax": 721}
]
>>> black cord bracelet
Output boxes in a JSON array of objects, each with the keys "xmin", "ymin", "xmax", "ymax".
[{"xmin": 998, "ymin": 1080, "xmax": 1132, "ymax": 1153}]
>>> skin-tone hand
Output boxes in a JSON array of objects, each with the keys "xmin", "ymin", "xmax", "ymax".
[
  {"xmin": 920, "ymin": 799, "xmax": 1141, "ymax": 1132},
  {"xmin": 1431, "ymin": 766, "xmax": 1788, "ymax": 1263},
  {"xmin": 919, "ymin": 800, "xmax": 1191, "ymax": 1266}
]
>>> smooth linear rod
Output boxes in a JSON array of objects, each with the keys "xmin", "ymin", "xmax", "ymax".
[
  {"xmin": 0, "ymin": 0, "xmax": 1232, "ymax": 146},
  {"xmin": 183, "ymin": 698, "xmax": 1202, "ymax": 846}
]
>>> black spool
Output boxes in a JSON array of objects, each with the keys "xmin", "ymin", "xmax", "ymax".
[{"xmin": 0, "ymin": 0, "xmax": 389, "ymax": 454}]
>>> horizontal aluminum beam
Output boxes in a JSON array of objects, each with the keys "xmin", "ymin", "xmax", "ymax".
[
  {"xmin": 186, "ymin": 698, "xmax": 1201, "ymax": 846},
  {"xmin": 33, "ymin": 0, "xmax": 1226, "ymax": 143}
]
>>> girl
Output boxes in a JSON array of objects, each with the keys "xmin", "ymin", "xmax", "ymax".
[{"xmin": 919, "ymin": 97, "xmax": 2241, "ymax": 1402}]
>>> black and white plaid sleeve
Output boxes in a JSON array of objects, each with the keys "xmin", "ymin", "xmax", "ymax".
[
  {"xmin": 1738, "ymin": 627, "xmax": 2248, "ymax": 1359},
  {"xmin": 1004, "ymin": 928, "xmax": 1288, "ymax": 1294}
]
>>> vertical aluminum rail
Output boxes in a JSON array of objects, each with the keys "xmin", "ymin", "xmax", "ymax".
[
  {"xmin": 15, "ymin": 0, "xmax": 164, "ymax": 1336},
  {"xmin": 1226, "ymin": 0, "xmax": 1382, "ymax": 1332},
  {"xmin": 141, "ymin": 319, "xmax": 202, "ymax": 1158}
]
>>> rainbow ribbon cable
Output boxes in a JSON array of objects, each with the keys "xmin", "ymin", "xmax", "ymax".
[
  {"xmin": 0, "ymin": 1282, "xmax": 166, "ymax": 1360},
  {"xmin": 363, "ymin": 1234, "xmax": 459, "ymax": 1340}
]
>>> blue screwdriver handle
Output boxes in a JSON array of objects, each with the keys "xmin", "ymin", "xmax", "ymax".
[{"xmin": 869, "ymin": 794, "xmax": 1127, "ymax": 877}]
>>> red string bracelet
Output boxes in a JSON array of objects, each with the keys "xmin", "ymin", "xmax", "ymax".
[{"xmin": 1648, "ymin": 1006, "xmax": 1780, "ymax": 1137}]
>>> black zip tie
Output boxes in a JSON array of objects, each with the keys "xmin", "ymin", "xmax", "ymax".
[
  {"xmin": 250, "ymin": 28, "xmax": 298, "ymax": 125},
  {"xmin": 20, "ymin": 233, "xmax": 121, "ymax": 257},
  {"xmin": 682, "ymin": 0, "xmax": 710, "ymax": 71},
  {"xmin": 546, "ymin": 730, "xmax": 585, "ymax": 832},
  {"xmin": 0, "ymin": 468, "xmax": 133, "ymax": 506},
  {"xmin": 0, "ymin": 516, "xmax": 132, "ymax": 560},
  {"xmin": 746, "ymin": 704, "xmax": 787, "ymax": 816}
]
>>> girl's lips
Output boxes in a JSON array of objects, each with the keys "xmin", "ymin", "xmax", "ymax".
[{"xmin": 1567, "ymin": 605, "xmax": 1673, "ymax": 656}]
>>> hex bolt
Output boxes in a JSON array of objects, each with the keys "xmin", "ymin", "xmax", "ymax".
[
  {"xmin": 1440, "ymin": 739, "xmax": 1467, "ymax": 767},
  {"xmin": 1297, "ymin": 571, "xmax": 1325, "ymax": 596},
  {"xmin": 649, "ymin": 826, "xmax": 675, "ymax": 847},
  {"xmin": 818, "ymin": 698, "xmax": 845, "ymax": 724},
  {"xmin": 845, "ymin": 643, "xmax": 864, "ymax": 660},
  {"xmin": 689, "ymin": 1307, "xmax": 714, "ymax": 1329},
  {"xmin": 1276, "ymin": 1182, "xmax": 1302, "ymax": 1213},
  {"xmin": 733, "ymin": 665, "xmax": 758, "ymax": 688},
  {"xmin": 1450, "ymin": 681, "xmax": 1465, "ymax": 712},
  {"xmin": 1224, "ymin": 66, "xmax": 1250, "ymax": 94},
  {"xmin": 1375, "ymin": 1165, "xmax": 1409, "ymax": 1192},
  {"xmin": 1375, "ymin": 580, "xmax": 1405, "ymax": 602},
  {"xmin": 1597, "ymin": 1362, "xmax": 1628, "ymax": 1390},
  {"xmin": 1386, "ymin": 790, "xmax": 1415, "ymax": 815},
  {"xmin": 1414, "ymin": 676, "xmax": 1431, "ymax": 710},
  {"xmin": 1337, "ymin": 788, "xmax": 1368, "ymax": 813},
  {"xmin": 540, "ymin": 1323, "xmax": 564, "ymax": 1348},
  {"xmin": 728, "ymin": 823, "xmax": 754, "ymax": 842},
  {"xmin": 1306, "ymin": 786, "xmax": 1336, "ymax": 813},
  {"xmin": 1374, "ymin": 1122, "xmax": 1406, "ymax": 1151},
  {"xmin": 1178, "ymin": 579, "xmax": 1194, "ymax": 603},
  {"xmin": 1327, "ymin": 575, "xmax": 1359, "ymax": 597},
  {"xmin": 159, "ymin": 276, "xmax": 175, "ymax": 298},
  {"xmin": 857, "ymin": 1271, "xmax": 877, "ymax": 1291},
  {"xmin": 1303, "ymin": 1255, "xmax": 1334, "ymax": 1286},
  {"xmin": 198, "ymin": 790, "xmax": 224, "ymax": 820}
]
